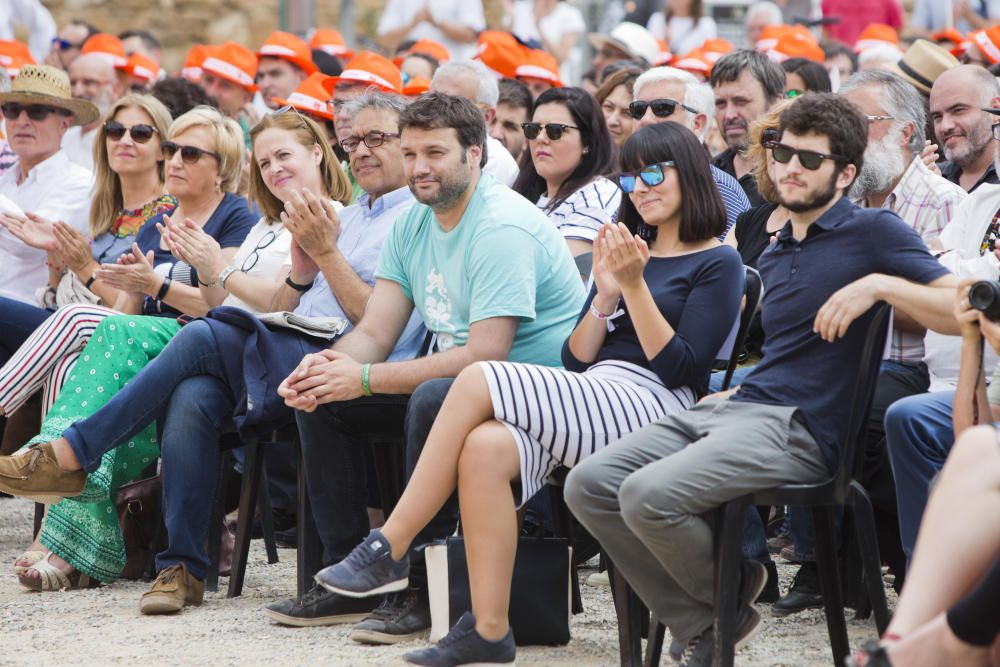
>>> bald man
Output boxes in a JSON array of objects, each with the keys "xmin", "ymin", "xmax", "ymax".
[{"xmin": 63, "ymin": 52, "xmax": 120, "ymax": 169}]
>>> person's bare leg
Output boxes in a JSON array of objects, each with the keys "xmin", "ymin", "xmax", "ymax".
[
  {"xmin": 379, "ymin": 365, "xmax": 495, "ymax": 560},
  {"xmin": 457, "ymin": 422, "xmax": 521, "ymax": 641},
  {"xmin": 886, "ymin": 613, "xmax": 991, "ymax": 667},
  {"xmin": 886, "ymin": 425, "xmax": 1000, "ymax": 637}
]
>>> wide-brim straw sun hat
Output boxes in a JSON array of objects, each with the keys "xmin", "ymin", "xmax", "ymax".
[{"xmin": 0, "ymin": 64, "xmax": 99, "ymax": 126}]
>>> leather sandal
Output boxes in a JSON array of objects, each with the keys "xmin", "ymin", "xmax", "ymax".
[
  {"xmin": 844, "ymin": 640, "xmax": 893, "ymax": 667},
  {"xmin": 17, "ymin": 552, "xmax": 100, "ymax": 592},
  {"xmin": 13, "ymin": 549, "xmax": 46, "ymax": 576}
]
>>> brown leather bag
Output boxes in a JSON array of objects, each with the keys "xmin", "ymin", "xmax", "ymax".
[{"xmin": 116, "ymin": 474, "xmax": 234, "ymax": 580}]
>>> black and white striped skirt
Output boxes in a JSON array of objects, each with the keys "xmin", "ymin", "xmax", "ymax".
[{"xmin": 478, "ymin": 359, "xmax": 695, "ymax": 506}]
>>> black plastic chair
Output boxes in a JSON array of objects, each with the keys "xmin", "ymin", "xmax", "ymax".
[{"xmin": 720, "ymin": 266, "xmax": 763, "ymax": 391}]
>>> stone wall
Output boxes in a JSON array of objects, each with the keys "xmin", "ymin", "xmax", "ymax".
[{"xmin": 36, "ymin": 0, "xmax": 505, "ymax": 73}]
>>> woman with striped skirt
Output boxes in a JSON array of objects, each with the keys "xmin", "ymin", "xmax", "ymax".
[{"xmin": 314, "ymin": 122, "xmax": 745, "ymax": 665}]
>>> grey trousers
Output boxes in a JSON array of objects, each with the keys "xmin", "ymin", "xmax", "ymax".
[{"xmin": 564, "ymin": 399, "xmax": 828, "ymax": 645}]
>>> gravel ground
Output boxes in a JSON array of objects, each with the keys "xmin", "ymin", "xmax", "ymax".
[{"xmin": 0, "ymin": 496, "xmax": 893, "ymax": 666}]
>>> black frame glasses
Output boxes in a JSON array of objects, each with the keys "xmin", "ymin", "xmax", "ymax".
[
  {"xmin": 617, "ymin": 161, "xmax": 676, "ymax": 193},
  {"xmin": 521, "ymin": 122, "xmax": 579, "ymax": 141},
  {"xmin": 241, "ymin": 229, "xmax": 278, "ymax": 273},
  {"xmin": 339, "ymin": 130, "xmax": 401, "ymax": 153},
  {"xmin": 161, "ymin": 140, "xmax": 221, "ymax": 164},
  {"xmin": 768, "ymin": 143, "xmax": 848, "ymax": 170},
  {"xmin": 104, "ymin": 121, "xmax": 158, "ymax": 144},
  {"xmin": 1, "ymin": 103, "xmax": 69, "ymax": 122},
  {"xmin": 627, "ymin": 98, "xmax": 699, "ymax": 121}
]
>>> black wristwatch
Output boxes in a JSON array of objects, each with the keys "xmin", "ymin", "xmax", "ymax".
[{"xmin": 285, "ymin": 276, "xmax": 313, "ymax": 292}]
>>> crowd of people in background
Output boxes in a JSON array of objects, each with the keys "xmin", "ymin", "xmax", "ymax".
[{"xmin": 0, "ymin": 1, "xmax": 998, "ymax": 666}]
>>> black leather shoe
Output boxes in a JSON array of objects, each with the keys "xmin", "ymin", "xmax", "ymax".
[
  {"xmin": 756, "ymin": 560, "xmax": 780, "ymax": 604},
  {"xmin": 350, "ymin": 589, "xmax": 432, "ymax": 644},
  {"xmin": 262, "ymin": 584, "xmax": 380, "ymax": 627},
  {"xmin": 772, "ymin": 562, "xmax": 823, "ymax": 616}
]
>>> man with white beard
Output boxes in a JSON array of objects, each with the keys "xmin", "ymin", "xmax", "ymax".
[
  {"xmin": 62, "ymin": 52, "xmax": 121, "ymax": 170},
  {"xmin": 769, "ymin": 70, "xmax": 970, "ymax": 620}
]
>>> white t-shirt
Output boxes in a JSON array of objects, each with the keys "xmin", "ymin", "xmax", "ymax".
[
  {"xmin": 508, "ymin": 1, "xmax": 585, "ymax": 50},
  {"xmin": 222, "ymin": 217, "xmax": 292, "ymax": 313},
  {"xmin": 536, "ymin": 177, "xmax": 621, "ymax": 242},
  {"xmin": 646, "ymin": 14, "xmax": 717, "ymax": 56},
  {"xmin": 61, "ymin": 125, "xmax": 98, "ymax": 171},
  {"xmin": 484, "ymin": 136, "xmax": 519, "ymax": 188},
  {"xmin": 377, "ymin": 0, "xmax": 486, "ymax": 61}
]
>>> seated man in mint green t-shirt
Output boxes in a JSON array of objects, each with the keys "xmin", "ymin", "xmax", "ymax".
[{"xmin": 276, "ymin": 92, "xmax": 585, "ymax": 640}]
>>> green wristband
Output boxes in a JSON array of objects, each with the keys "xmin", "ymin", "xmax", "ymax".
[{"xmin": 361, "ymin": 363, "xmax": 373, "ymax": 397}]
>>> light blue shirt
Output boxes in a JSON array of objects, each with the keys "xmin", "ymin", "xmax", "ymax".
[
  {"xmin": 296, "ymin": 185, "xmax": 426, "ymax": 361},
  {"xmin": 376, "ymin": 172, "xmax": 586, "ymax": 367}
]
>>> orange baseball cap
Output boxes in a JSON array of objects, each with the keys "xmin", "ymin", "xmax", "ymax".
[
  {"xmin": 201, "ymin": 42, "xmax": 259, "ymax": 92},
  {"xmin": 403, "ymin": 76, "xmax": 431, "ymax": 96},
  {"xmin": 931, "ymin": 28, "xmax": 967, "ymax": 58},
  {"xmin": 756, "ymin": 24, "xmax": 815, "ymax": 52},
  {"xmin": 258, "ymin": 30, "xmax": 319, "ymax": 76},
  {"xmin": 81, "ymin": 33, "xmax": 128, "ymax": 69},
  {"xmin": 401, "ymin": 39, "xmax": 451, "ymax": 66},
  {"xmin": 671, "ymin": 49, "xmax": 712, "ymax": 76},
  {"xmin": 701, "ymin": 38, "xmax": 735, "ymax": 64},
  {"xmin": 181, "ymin": 44, "xmax": 209, "ymax": 82},
  {"xmin": 125, "ymin": 52, "xmax": 162, "ymax": 82},
  {"xmin": 475, "ymin": 31, "xmax": 529, "ymax": 79},
  {"xmin": 0, "ymin": 40, "xmax": 35, "ymax": 78},
  {"xmin": 767, "ymin": 34, "xmax": 826, "ymax": 63},
  {"xmin": 272, "ymin": 72, "xmax": 335, "ymax": 120},
  {"xmin": 309, "ymin": 28, "xmax": 354, "ymax": 60},
  {"xmin": 971, "ymin": 27, "xmax": 1000, "ymax": 64},
  {"xmin": 515, "ymin": 49, "xmax": 563, "ymax": 87},
  {"xmin": 653, "ymin": 39, "xmax": 673, "ymax": 67},
  {"xmin": 854, "ymin": 23, "xmax": 900, "ymax": 54},
  {"xmin": 321, "ymin": 51, "xmax": 403, "ymax": 94}
]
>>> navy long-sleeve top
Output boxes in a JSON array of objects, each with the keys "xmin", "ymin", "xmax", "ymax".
[{"xmin": 562, "ymin": 244, "xmax": 744, "ymax": 392}]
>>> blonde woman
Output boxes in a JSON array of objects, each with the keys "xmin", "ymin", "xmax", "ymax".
[{"xmin": 9, "ymin": 106, "xmax": 259, "ymax": 589}]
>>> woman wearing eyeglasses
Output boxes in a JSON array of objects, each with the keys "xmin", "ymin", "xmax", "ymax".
[
  {"xmin": 4, "ymin": 105, "xmax": 261, "ymax": 590},
  {"xmin": 313, "ymin": 121, "xmax": 743, "ymax": 665},
  {"xmin": 512, "ymin": 86, "xmax": 620, "ymax": 262}
]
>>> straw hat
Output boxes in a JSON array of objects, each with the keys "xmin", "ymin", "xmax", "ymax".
[
  {"xmin": 272, "ymin": 72, "xmax": 335, "ymax": 120},
  {"xmin": 0, "ymin": 64, "xmax": 99, "ymax": 125},
  {"xmin": 887, "ymin": 40, "xmax": 960, "ymax": 95}
]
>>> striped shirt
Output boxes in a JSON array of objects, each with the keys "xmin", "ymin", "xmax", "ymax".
[
  {"xmin": 867, "ymin": 157, "xmax": 968, "ymax": 363},
  {"xmin": 536, "ymin": 177, "xmax": 621, "ymax": 241},
  {"xmin": 711, "ymin": 164, "xmax": 751, "ymax": 241}
]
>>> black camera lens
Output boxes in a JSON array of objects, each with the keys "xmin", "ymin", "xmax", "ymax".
[{"xmin": 968, "ymin": 280, "xmax": 1000, "ymax": 321}]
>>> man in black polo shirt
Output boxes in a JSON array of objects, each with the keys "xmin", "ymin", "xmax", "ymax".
[
  {"xmin": 709, "ymin": 49, "xmax": 787, "ymax": 207},
  {"xmin": 565, "ymin": 93, "xmax": 957, "ymax": 666}
]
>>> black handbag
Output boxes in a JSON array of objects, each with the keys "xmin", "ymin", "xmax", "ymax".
[{"xmin": 441, "ymin": 534, "xmax": 572, "ymax": 646}]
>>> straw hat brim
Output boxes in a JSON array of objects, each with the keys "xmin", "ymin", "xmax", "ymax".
[{"xmin": 0, "ymin": 90, "xmax": 100, "ymax": 126}]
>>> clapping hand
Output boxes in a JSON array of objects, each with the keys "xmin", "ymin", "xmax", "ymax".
[
  {"xmin": 95, "ymin": 243, "xmax": 159, "ymax": 294},
  {"xmin": 158, "ymin": 215, "xmax": 224, "ymax": 283},
  {"xmin": 281, "ymin": 189, "xmax": 341, "ymax": 261},
  {"xmin": 1, "ymin": 211, "xmax": 58, "ymax": 251},
  {"xmin": 52, "ymin": 221, "xmax": 93, "ymax": 273},
  {"xmin": 598, "ymin": 222, "xmax": 649, "ymax": 290},
  {"xmin": 591, "ymin": 225, "xmax": 622, "ymax": 311}
]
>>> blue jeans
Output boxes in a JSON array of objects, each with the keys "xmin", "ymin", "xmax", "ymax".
[
  {"xmin": 708, "ymin": 364, "xmax": 755, "ymax": 394},
  {"xmin": 64, "ymin": 320, "xmax": 238, "ymax": 579},
  {"xmin": 885, "ymin": 390, "xmax": 954, "ymax": 562},
  {"xmin": 0, "ymin": 296, "xmax": 52, "ymax": 365}
]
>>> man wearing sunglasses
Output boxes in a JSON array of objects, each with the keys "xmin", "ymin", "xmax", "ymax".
[
  {"xmin": 43, "ymin": 19, "xmax": 97, "ymax": 71},
  {"xmin": 566, "ymin": 93, "xmax": 959, "ymax": 665},
  {"xmin": 709, "ymin": 50, "xmax": 787, "ymax": 207},
  {"xmin": 0, "ymin": 64, "xmax": 97, "ymax": 306},
  {"xmin": 632, "ymin": 66, "xmax": 751, "ymax": 239}
]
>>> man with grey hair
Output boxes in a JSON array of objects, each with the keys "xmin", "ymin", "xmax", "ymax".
[
  {"xmin": 710, "ymin": 49, "xmax": 787, "ymax": 206},
  {"xmin": 632, "ymin": 66, "xmax": 751, "ymax": 237},
  {"xmin": 931, "ymin": 64, "xmax": 1000, "ymax": 192},
  {"xmin": 63, "ymin": 52, "xmax": 120, "ymax": 170},
  {"xmin": 431, "ymin": 59, "xmax": 519, "ymax": 185},
  {"xmin": 746, "ymin": 1, "xmax": 783, "ymax": 48}
]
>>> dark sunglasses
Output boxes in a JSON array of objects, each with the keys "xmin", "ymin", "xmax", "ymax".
[
  {"xmin": 1, "ymin": 103, "xmax": 68, "ymax": 122},
  {"xmin": 161, "ymin": 141, "xmax": 221, "ymax": 164},
  {"xmin": 768, "ymin": 142, "xmax": 848, "ymax": 170},
  {"xmin": 340, "ymin": 130, "xmax": 400, "ymax": 153},
  {"xmin": 617, "ymin": 161, "xmax": 676, "ymax": 193},
  {"xmin": 104, "ymin": 121, "xmax": 158, "ymax": 144},
  {"xmin": 761, "ymin": 127, "xmax": 781, "ymax": 145},
  {"xmin": 51, "ymin": 37, "xmax": 84, "ymax": 51},
  {"xmin": 521, "ymin": 122, "xmax": 579, "ymax": 141},
  {"xmin": 627, "ymin": 98, "xmax": 698, "ymax": 121}
]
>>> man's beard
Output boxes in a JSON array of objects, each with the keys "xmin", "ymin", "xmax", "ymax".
[
  {"xmin": 942, "ymin": 119, "xmax": 993, "ymax": 167},
  {"xmin": 849, "ymin": 125, "xmax": 908, "ymax": 200},
  {"xmin": 778, "ymin": 169, "xmax": 841, "ymax": 214},
  {"xmin": 410, "ymin": 152, "xmax": 471, "ymax": 211}
]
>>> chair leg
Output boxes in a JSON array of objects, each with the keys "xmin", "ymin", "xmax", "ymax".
[
  {"xmin": 372, "ymin": 441, "xmax": 405, "ymax": 517},
  {"xmin": 228, "ymin": 440, "xmax": 265, "ymax": 598},
  {"xmin": 296, "ymin": 436, "xmax": 324, "ymax": 598},
  {"xmin": 713, "ymin": 498, "xmax": 746, "ymax": 667},
  {"xmin": 811, "ymin": 505, "xmax": 850, "ymax": 666},
  {"xmin": 849, "ymin": 481, "xmax": 891, "ymax": 635},
  {"xmin": 257, "ymin": 463, "xmax": 279, "ymax": 565},
  {"xmin": 644, "ymin": 616, "xmax": 666, "ymax": 667},
  {"xmin": 548, "ymin": 483, "xmax": 585, "ymax": 614},
  {"xmin": 205, "ymin": 451, "xmax": 231, "ymax": 594},
  {"xmin": 608, "ymin": 558, "xmax": 645, "ymax": 667},
  {"xmin": 32, "ymin": 502, "xmax": 44, "ymax": 540}
]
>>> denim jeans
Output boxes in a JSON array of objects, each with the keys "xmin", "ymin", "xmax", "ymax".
[
  {"xmin": 63, "ymin": 320, "xmax": 238, "ymax": 579},
  {"xmin": 707, "ymin": 364, "xmax": 755, "ymax": 394},
  {"xmin": 0, "ymin": 297, "xmax": 52, "ymax": 365},
  {"xmin": 885, "ymin": 390, "xmax": 954, "ymax": 562}
]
